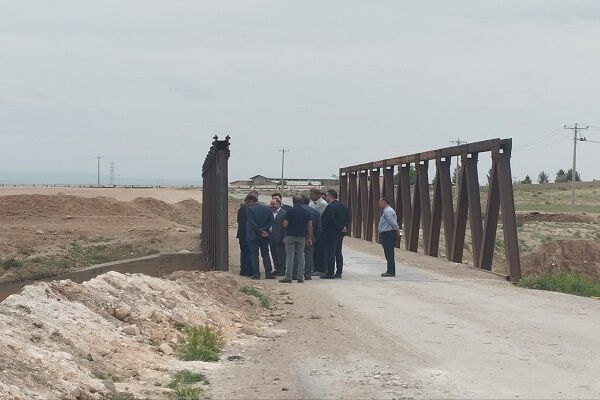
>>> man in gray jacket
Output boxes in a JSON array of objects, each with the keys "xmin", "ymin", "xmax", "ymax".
[
  {"xmin": 269, "ymin": 198, "xmax": 287, "ymax": 276},
  {"xmin": 303, "ymin": 194, "xmax": 321, "ymax": 280}
]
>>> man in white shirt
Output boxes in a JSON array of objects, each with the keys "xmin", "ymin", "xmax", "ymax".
[
  {"xmin": 309, "ymin": 188, "xmax": 328, "ymax": 215},
  {"xmin": 378, "ymin": 197, "xmax": 402, "ymax": 277},
  {"xmin": 309, "ymin": 188, "xmax": 328, "ymax": 274}
]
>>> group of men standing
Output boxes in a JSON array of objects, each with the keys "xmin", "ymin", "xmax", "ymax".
[{"xmin": 236, "ymin": 188, "xmax": 349, "ymax": 283}]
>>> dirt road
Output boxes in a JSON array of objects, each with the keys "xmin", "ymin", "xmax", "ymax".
[{"xmin": 210, "ymin": 237, "xmax": 600, "ymax": 399}]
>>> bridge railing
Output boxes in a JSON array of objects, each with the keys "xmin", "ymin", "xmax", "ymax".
[
  {"xmin": 339, "ymin": 138, "xmax": 521, "ymax": 281},
  {"xmin": 201, "ymin": 136, "xmax": 230, "ymax": 271}
]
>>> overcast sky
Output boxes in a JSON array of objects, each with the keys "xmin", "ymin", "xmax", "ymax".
[{"xmin": 2, "ymin": 0, "xmax": 600, "ymax": 183}]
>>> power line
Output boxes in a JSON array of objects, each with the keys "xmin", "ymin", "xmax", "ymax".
[
  {"xmin": 564, "ymin": 123, "xmax": 589, "ymax": 209},
  {"xmin": 513, "ymin": 127, "xmax": 563, "ymax": 150},
  {"xmin": 513, "ymin": 133, "xmax": 565, "ymax": 152}
]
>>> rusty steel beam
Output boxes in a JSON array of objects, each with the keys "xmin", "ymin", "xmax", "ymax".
[
  {"xmin": 464, "ymin": 154, "xmax": 483, "ymax": 269},
  {"xmin": 349, "ymin": 172, "xmax": 359, "ymax": 238},
  {"xmin": 365, "ymin": 172, "xmax": 375, "ymax": 242},
  {"xmin": 438, "ymin": 158, "xmax": 455, "ymax": 260},
  {"xmin": 340, "ymin": 138, "xmax": 510, "ymax": 173},
  {"xmin": 497, "ymin": 150, "xmax": 522, "ymax": 281},
  {"xmin": 399, "ymin": 164, "xmax": 412, "ymax": 250},
  {"xmin": 339, "ymin": 172, "xmax": 349, "ymax": 233},
  {"xmin": 417, "ymin": 162, "xmax": 432, "ymax": 255},
  {"xmin": 383, "ymin": 167, "xmax": 395, "ymax": 206},
  {"xmin": 371, "ymin": 168, "xmax": 382, "ymax": 243},
  {"xmin": 428, "ymin": 162, "xmax": 442, "ymax": 257},
  {"xmin": 480, "ymin": 159, "xmax": 500, "ymax": 270},
  {"xmin": 451, "ymin": 163, "xmax": 468, "ymax": 263},
  {"xmin": 357, "ymin": 171, "xmax": 368, "ymax": 239},
  {"xmin": 408, "ymin": 163, "xmax": 421, "ymax": 253}
]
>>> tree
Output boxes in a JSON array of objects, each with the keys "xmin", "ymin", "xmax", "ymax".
[
  {"xmin": 538, "ymin": 171, "xmax": 549, "ymax": 184},
  {"xmin": 393, "ymin": 165, "xmax": 417, "ymax": 186},
  {"xmin": 555, "ymin": 169, "xmax": 567, "ymax": 183},
  {"xmin": 565, "ymin": 168, "xmax": 582, "ymax": 182},
  {"xmin": 521, "ymin": 175, "xmax": 532, "ymax": 184}
]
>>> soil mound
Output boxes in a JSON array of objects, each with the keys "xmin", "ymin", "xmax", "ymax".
[
  {"xmin": 0, "ymin": 271, "xmax": 284, "ymax": 399},
  {"xmin": 519, "ymin": 212, "xmax": 598, "ymax": 224},
  {"xmin": 0, "ymin": 194, "xmax": 200, "ymax": 225},
  {"xmin": 523, "ymin": 240, "xmax": 600, "ymax": 279}
]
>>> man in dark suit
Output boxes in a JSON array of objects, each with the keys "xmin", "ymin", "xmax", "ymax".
[
  {"xmin": 236, "ymin": 203, "xmax": 251, "ymax": 276},
  {"xmin": 269, "ymin": 198, "xmax": 287, "ymax": 276},
  {"xmin": 245, "ymin": 194, "xmax": 275, "ymax": 280},
  {"xmin": 320, "ymin": 189, "xmax": 349, "ymax": 279}
]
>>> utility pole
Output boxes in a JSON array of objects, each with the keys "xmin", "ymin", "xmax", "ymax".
[
  {"xmin": 109, "ymin": 162, "xmax": 116, "ymax": 187},
  {"xmin": 449, "ymin": 138, "xmax": 467, "ymax": 197},
  {"xmin": 564, "ymin": 123, "xmax": 588, "ymax": 209},
  {"xmin": 278, "ymin": 149, "xmax": 290, "ymax": 190},
  {"xmin": 95, "ymin": 156, "xmax": 103, "ymax": 188}
]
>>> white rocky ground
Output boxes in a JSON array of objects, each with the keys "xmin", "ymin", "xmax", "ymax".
[{"xmin": 0, "ymin": 271, "xmax": 285, "ymax": 400}]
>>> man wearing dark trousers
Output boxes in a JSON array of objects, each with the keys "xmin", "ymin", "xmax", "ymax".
[
  {"xmin": 378, "ymin": 197, "xmax": 401, "ymax": 277},
  {"xmin": 236, "ymin": 202, "xmax": 251, "ymax": 276},
  {"xmin": 280, "ymin": 195, "xmax": 313, "ymax": 283},
  {"xmin": 245, "ymin": 194, "xmax": 275, "ymax": 280},
  {"xmin": 320, "ymin": 189, "xmax": 348, "ymax": 279},
  {"xmin": 269, "ymin": 198, "xmax": 287, "ymax": 276}
]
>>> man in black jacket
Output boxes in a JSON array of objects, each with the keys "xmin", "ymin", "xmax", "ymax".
[
  {"xmin": 245, "ymin": 194, "xmax": 275, "ymax": 280},
  {"xmin": 236, "ymin": 203, "xmax": 251, "ymax": 276},
  {"xmin": 320, "ymin": 189, "xmax": 349, "ymax": 279}
]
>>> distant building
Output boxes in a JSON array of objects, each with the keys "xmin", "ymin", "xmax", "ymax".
[{"xmin": 230, "ymin": 175, "xmax": 339, "ymax": 190}]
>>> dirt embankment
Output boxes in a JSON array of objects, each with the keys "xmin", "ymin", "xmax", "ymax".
[
  {"xmin": 0, "ymin": 271, "xmax": 287, "ymax": 400},
  {"xmin": 523, "ymin": 240, "xmax": 600, "ymax": 280},
  {"xmin": 0, "ymin": 195, "xmax": 201, "ymax": 283}
]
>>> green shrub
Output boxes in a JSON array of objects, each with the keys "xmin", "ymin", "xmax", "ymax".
[
  {"xmin": 168, "ymin": 370, "xmax": 209, "ymax": 389},
  {"xmin": 517, "ymin": 272, "xmax": 600, "ymax": 298},
  {"xmin": 172, "ymin": 386, "xmax": 202, "ymax": 400},
  {"xmin": 1, "ymin": 258, "xmax": 23, "ymax": 269},
  {"xmin": 240, "ymin": 286, "xmax": 272, "ymax": 309},
  {"xmin": 177, "ymin": 325, "xmax": 224, "ymax": 362}
]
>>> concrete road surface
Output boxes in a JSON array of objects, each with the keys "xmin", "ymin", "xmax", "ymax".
[{"xmin": 211, "ymin": 237, "xmax": 600, "ymax": 399}]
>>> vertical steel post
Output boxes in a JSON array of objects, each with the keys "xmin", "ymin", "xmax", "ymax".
[
  {"xmin": 439, "ymin": 158, "xmax": 455, "ymax": 260},
  {"xmin": 417, "ymin": 161, "xmax": 432, "ymax": 255},
  {"xmin": 399, "ymin": 164, "xmax": 413, "ymax": 250},
  {"xmin": 480, "ymin": 158, "xmax": 501, "ymax": 271},
  {"xmin": 349, "ymin": 172, "xmax": 359, "ymax": 238},
  {"xmin": 429, "ymin": 162, "xmax": 442, "ymax": 257},
  {"xmin": 451, "ymin": 155, "xmax": 468, "ymax": 263},
  {"xmin": 497, "ymin": 147, "xmax": 522, "ymax": 281},
  {"xmin": 371, "ymin": 168, "xmax": 382, "ymax": 243},
  {"xmin": 464, "ymin": 153, "xmax": 483, "ymax": 268}
]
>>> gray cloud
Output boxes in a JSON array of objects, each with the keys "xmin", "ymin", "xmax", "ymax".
[{"xmin": 1, "ymin": 0, "xmax": 599, "ymax": 183}]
